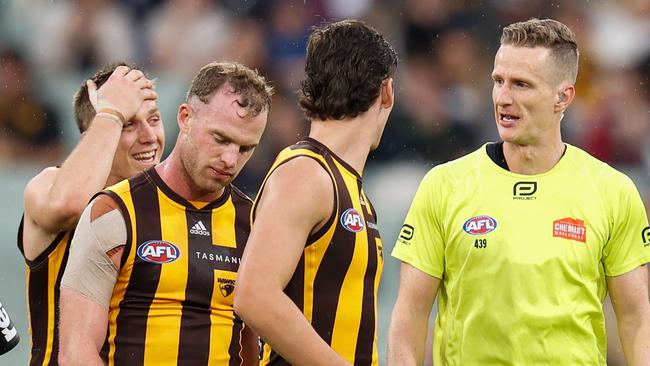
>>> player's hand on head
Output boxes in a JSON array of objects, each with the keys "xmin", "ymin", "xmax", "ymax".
[{"xmin": 94, "ymin": 65, "xmax": 158, "ymax": 123}]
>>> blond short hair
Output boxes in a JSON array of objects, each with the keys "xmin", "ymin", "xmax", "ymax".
[{"xmin": 500, "ymin": 18, "xmax": 579, "ymax": 84}]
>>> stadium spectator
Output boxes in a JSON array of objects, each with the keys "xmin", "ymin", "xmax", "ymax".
[{"xmin": 0, "ymin": 49, "xmax": 64, "ymax": 165}]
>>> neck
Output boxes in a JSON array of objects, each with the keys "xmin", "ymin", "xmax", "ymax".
[
  {"xmin": 308, "ymin": 114, "xmax": 377, "ymax": 175},
  {"xmin": 105, "ymin": 174, "xmax": 122, "ymax": 188},
  {"xmin": 503, "ymin": 139, "xmax": 566, "ymax": 175},
  {"xmin": 156, "ymin": 149, "xmax": 224, "ymax": 202}
]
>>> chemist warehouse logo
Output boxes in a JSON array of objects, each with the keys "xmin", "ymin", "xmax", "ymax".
[
  {"xmin": 340, "ymin": 208, "xmax": 364, "ymax": 232},
  {"xmin": 553, "ymin": 218, "xmax": 586, "ymax": 243},
  {"xmin": 137, "ymin": 240, "xmax": 181, "ymax": 264}
]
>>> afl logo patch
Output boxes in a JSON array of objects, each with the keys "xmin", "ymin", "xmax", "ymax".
[
  {"xmin": 463, "ymin": 215, "xmax": 497, "ymax": 235},
  {"xmin": 137, "ymin": 240, "xmax": 180, "ymax": 264},
  {"xmin": 340, "ymin": 208, "xmax": 364, "ymax": 232}
]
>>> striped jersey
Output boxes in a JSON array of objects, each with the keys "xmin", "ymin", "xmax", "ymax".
[
  {"xmin": 253, "ymin": 138, "xmax": 384, "ymax": 366},
  {"xmin": 101, "ymin": 168, "xmax": 253, "ymax": 366},
  {"xmin": 17, "ymin": 219, "xmax": 72, "ymax": 366}
]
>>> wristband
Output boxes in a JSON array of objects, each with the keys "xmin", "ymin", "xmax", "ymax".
[
  {"xmin": 97, "ymin": 108, "xmax": 127, "ymax": 125},
  {"xmin": 95, "ymin": 112, "xmax": 124, "ymax": 127}
]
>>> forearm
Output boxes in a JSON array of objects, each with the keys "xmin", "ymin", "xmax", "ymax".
[
  {"xmin": 387, "ymin": 306, "xmax": 430, "ymax": 366},
  {"xmin": 238, "ymin": 290, "xmax": 350, "ymax": 366},
  {"xmin": 59, "ymin": 346, "xmax": 105, "ymax": 366},
  {"xmin": 618, "ymin": 315, "xmax": 650, "ymax": 366},
  {"xmin": 51, "ymin": 117, "xmax": 122, "ymax": 208},
  {"xmin": 58, "ymin": 288, "xmax": 108, "ymax": 366}
]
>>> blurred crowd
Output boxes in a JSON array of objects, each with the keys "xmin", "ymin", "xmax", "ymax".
[{"xmin": 1, "ymin": 0, "xmax": 649, "ymax": 201}]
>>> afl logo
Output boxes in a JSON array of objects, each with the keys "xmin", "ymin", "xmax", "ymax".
[
  {"xmin": 137, "ymin": 240, "xmax": 180, "ymax": 264},
  {"xmin": 340, "ymin": 208, "xmax": 364, "ymax": 232},
  {"xmin": 463, "ymin": 215, "xmax": 498, "ymax": 235}
]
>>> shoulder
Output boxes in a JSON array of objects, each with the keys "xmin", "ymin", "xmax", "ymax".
[
  {"xmin": 260, "ymin": 156, "xmax": 333, "ymax": 208},
  {"xmin": 565, "ymin": 145, "xmax": 637, "ymax": 189},
  {"xmin": 270, "ymin": 155, "xmax": 332, "ymax": 190},
  {"xmin": 419, "ymin": 146, "xmax": 485, "ymax": 189},
  {"xmin": 90, "ymin": 194, "xmax": 120, "ymax": 222}
]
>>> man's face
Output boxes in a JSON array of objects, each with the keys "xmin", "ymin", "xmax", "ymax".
[
  {"xmin": 491, "ymin": 45, "xmax": 562, "ymax": 146},
  {"xmin": 109, "ymin": 99, "xmax": 165, "ymax": 184},
  {"xmin": 180, "ymin": 86, "xmax": 267, "ymax": 197}
]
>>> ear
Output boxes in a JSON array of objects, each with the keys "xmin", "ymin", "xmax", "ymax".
[
  {"xmin": 177, "ymin": 103, "xmax": 192, "ymax": 133},
  {"xmin": 380, "ymin": 77, "xmax": 395, "ymax": 110},
  {"xmin": 554, "ymin": 84, "xmax": 575, "ymax": 113}
]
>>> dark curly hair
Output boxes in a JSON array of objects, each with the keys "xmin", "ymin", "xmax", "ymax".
[
  {"xmin": 299, "ymin": 19, "xmax": 398, "ymax": 121},
  {"xmin": 72, "ymin": 61, "xmax": 140, "ymax": 133}
]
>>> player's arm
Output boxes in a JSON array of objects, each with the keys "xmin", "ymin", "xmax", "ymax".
[
  {"xmin": 22, "ymin": 66, "xmax": 155, "ymax": 260},
  {"xmin": 235, "ymin": 157, "xmax": 350, "ymax": 366},
  {"xmin": 607, "ymin": 265, "xmax": 650, "ymax": 366},
  {"xmin": 240, "ymin": 324, "xmax": 260, "ymax": 366},
  {"xmin": 387, "ymin": 263, "xmax": 439, "ymax": 366},
  {"xmin": 58, "ymin": 195, "xmax": 126, "ymax": 366}
]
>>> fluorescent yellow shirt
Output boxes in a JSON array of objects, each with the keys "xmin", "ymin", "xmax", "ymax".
[{"xmin": 392, "ymin": 143, "xmax": 650, "ymax": 365}]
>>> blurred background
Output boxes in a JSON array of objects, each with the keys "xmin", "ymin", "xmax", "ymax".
[{"xmin": 1, "ymin": 0, "xmax": 649, "ymax": 364}]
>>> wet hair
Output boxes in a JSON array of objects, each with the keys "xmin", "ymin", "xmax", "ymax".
[
  {"xmin": 185, "ymin": 61, "xmax": 273, "ymax": 116},
  {"xmin": 500, "ymin": 18, "xmax": 579, "ymax": 84},
  {"xmin": 72, "ymin": 61, "xmax": 140, "ymax": 133},
  {"xmin": 299, "ymin": 19, "xmax": 398, "ymax": 121}
]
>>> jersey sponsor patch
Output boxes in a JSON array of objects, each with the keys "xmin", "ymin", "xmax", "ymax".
[
  {"xmin": 463, "ymin": 215, "xmax": 497, "ymax": 235},
  {"xmin": 137, "ymin": 240, "xmax": 181, "ymax": 264},
  {"xmin": 642, "ymin": 226, "xmax": 650, "ymax": 247},
  {"xmin": 553, "ymin": 218, "xmax": 586, "ymax": 243},
  {"xmin": 340, "ymin": 208, "xmax": 364, "ymax": 232},
  {"xmin": 189, "ymin": 220, "xmax": 210, "ymax": 236},
  {"xmin": 399, "ymin": 224, "xmax": 414, "ymax": 242}
]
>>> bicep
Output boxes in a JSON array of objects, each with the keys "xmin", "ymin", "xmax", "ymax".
[
  {"xmin": 59, "ymin": 288, "xmax": 109, "ymax": 352},
  {"xmin": 61, "ymin": 195, "xmax": 126, "ymax": 308},
  {"xmin": 24, "ymin": 168, "xmax": 67, "ymax": 232},
  {"xmin": 394, "ymin": 262, "xmax": 440, "ymax": 317},
  {"xmin": 239, "ymin": 159, "xmax": 333, "ymax": 290},
  {"xmin": 607, "ymin": 265, "xmax": 650, "ymax": 321}
]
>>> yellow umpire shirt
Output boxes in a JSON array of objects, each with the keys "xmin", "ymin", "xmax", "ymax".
[{"xmin": 392, "ymin": 143, "xmax": 650, "ymax": 365}]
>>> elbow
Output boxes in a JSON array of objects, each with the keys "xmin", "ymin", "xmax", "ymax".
[
  {"xmin": 58, "ymin": 343, "xmax": 74, "ymax": 366},
  {"xmin": 234, "ymin": 282, "xmax": 258, "ymax": 325},
  {"xmin": 233, "ymin": 290, "xmax": 250, "ymax": 320},
  {"xmin": 50, "ymin": 197, "xmax": 86, "ymax": 228}
]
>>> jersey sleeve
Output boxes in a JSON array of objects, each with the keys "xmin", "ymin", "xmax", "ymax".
[
  {"xmin": 391, "ymin": 168, "xmax": 446, "ymax": 279},
  {"xmin": 602, "ymin": 175, "xmax": 650, "ymax": 276}
]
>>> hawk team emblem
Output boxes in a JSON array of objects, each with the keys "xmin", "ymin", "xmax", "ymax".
[{"xmin": 218, "ymin": 278, "xmax": 236, "ymax": 297}]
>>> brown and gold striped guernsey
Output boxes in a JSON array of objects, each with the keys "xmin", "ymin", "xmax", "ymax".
[
  {"xmin": 100, "ymin": 168, "xmax": 253, "ymax": 366},
  {"xmin": 253, "ymin": 138, "xmax": 384, "ymax": 366},
  {"xmin": 17, "ymin": 218, "xmax": 72, "ymax": 366}
]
